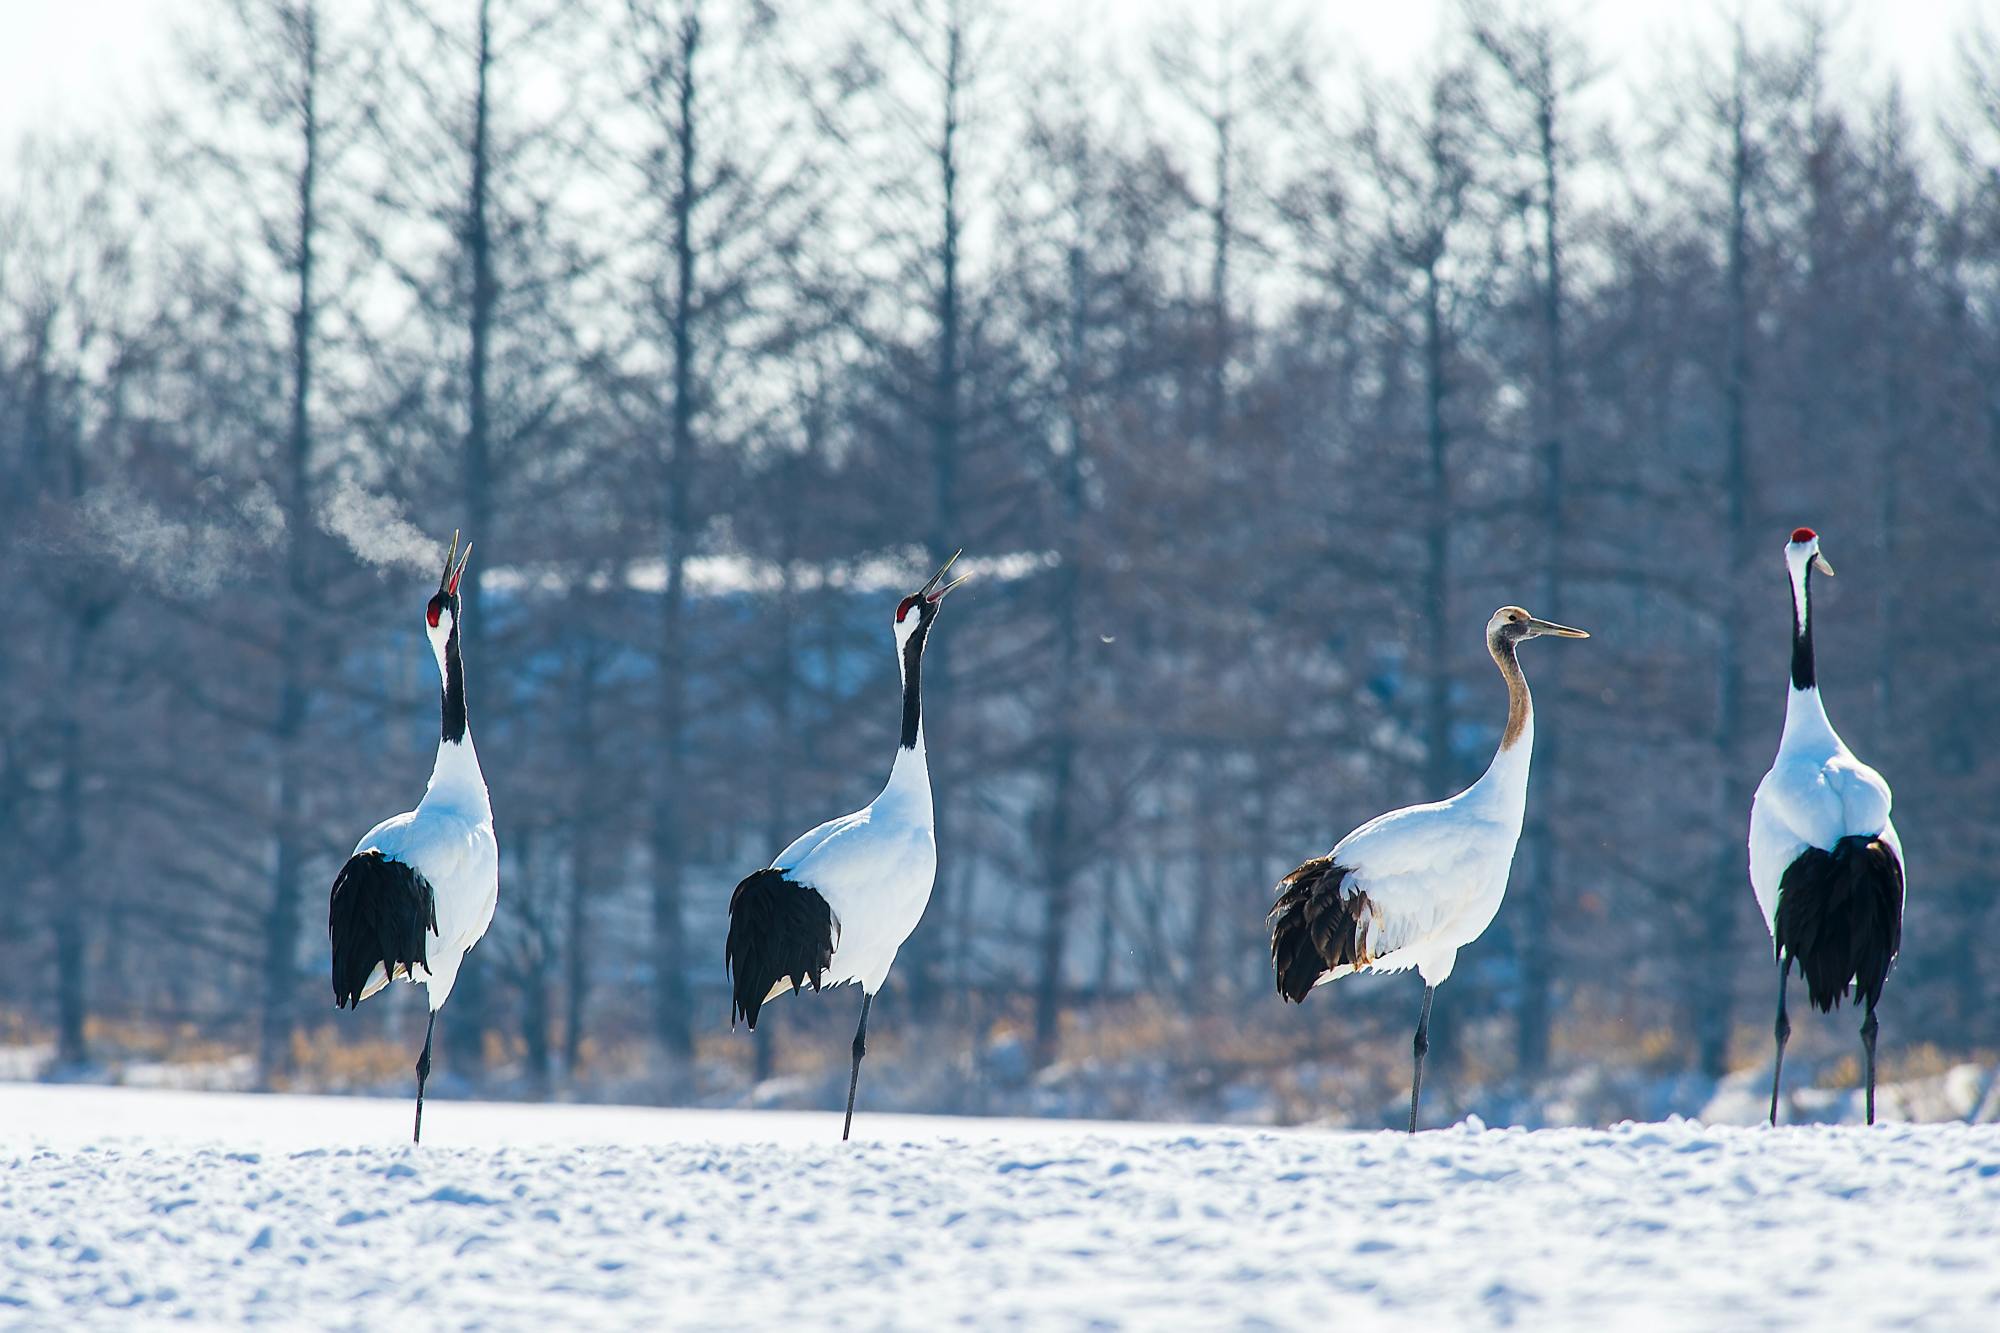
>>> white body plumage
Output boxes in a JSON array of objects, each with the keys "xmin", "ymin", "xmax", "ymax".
[
  {"xmin": 770, "ymin": 744, "xmax": 935, "ymax": 996},
  {"xmin": 352, "ymin": 738, "xmax": 498, "ymax": 1011},
  {"xmin": 1749, "ymin": 712, "xmax": 1899, "ymax": 934},
  {"xmin": 1317, "ymin": 731, "xmax": 1534, "ymax": 988},
  {"xmin": 1749, "ymin": 534, "xmax": 1902, "ymax": 933},
  {"xmin": 1748, "ymin": 539, "xmax": 1899, "ymax": 931}
]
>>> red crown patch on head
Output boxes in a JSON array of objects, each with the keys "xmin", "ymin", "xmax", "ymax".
[
  {"xmin": 896, "ymin": 595, "xmax": 919, "ymax": 624},
  {"xmin": 1790, "ymin": 527, "xmax": 1817, "ymax": 545}
]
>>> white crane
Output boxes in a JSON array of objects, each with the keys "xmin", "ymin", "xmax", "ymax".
[
  {"xmin": 1750, "ymin": 527, "xmax": 1904, "ymax": 1126},
  {"xmin": 328, "ymin": 532, "xmax": 498, "ymax": 1143},
  {"xmin": 725, "ymin": 550, "xmax": 969, "ymax": 1140},
  {"xmin": 1270, "ymin": 605, "xmax": 1588, "ymax": 1132}
]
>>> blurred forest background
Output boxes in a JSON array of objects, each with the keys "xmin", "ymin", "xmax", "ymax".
[{"xmin": 3, "ymin": 0, "xmax": 1999, "ymax": 1129}]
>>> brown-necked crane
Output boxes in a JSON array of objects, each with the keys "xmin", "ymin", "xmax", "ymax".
[{"xmin": 1270, "ymin": 605, "xmax": 1589, "ymax": 1132}]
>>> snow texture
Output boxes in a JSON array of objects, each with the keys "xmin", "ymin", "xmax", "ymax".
[{"xmin": 4, "ymin": 1083, "xmax": 1999, "ymax": 1329}]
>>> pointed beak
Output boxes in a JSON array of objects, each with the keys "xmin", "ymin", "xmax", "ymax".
[
  {"xmin": 920, "ymin": 548, "xmax": 970, "ymax": 604},
  {"xmin": 1526, "ymin": 617, "xmax": 1590, "ymax": 639},
  {"xmin": 439, "ymin": 530, "xmax": 472, "ymax": 596},
  {"xmin": 1812, "ymin": 551, "xmax": 1835, "ymax": 577},
  {"xmin": 438, "ymin": 530, "xmax": 460, "ymax": 594}
]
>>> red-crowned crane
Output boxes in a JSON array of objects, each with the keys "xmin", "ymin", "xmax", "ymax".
[
  {"xmin": 1270, "ymin": 605, "xmax": 1589, "ymax": 1132},
  {"xmin": 328, "ymin": 533, "xmax": 498, "ymax": 1143},
  {"xmin": 725, "ymin": 551, "xmax": 969, "ymax": 1140},
  {"xmin": 1750, "ymin": 527, "xmax": 1904, "ymax": 1126}
]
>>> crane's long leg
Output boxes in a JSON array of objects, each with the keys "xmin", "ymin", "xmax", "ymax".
[
  {"xmin": 1409, "ymin": 985, "xmax": 1436, "ymax": 1135},
  {"xmin": 1769, "ymin": 957, "xmax": 1792, "ymax": 1128},
  {"xmin": 1861, "ymin": 1001, "xmax": 1880, "ymax": 1126},
  {"xmin": 842, "ymin": 992, "xmax": 873, "ymax": 1142},
  {"xmin": 414, "ymin": 1011, "xmax": 436, "ymax": 1145}
]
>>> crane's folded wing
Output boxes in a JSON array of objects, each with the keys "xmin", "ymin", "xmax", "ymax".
[
  {"xmin": 360, "ymin": 812, "xmax": 495, "ymax": 949},
  {"xmin": 1326, "ymin": 808, "xmax": 1518, "ymax": 952},
  {"xmin": 1823, "ymin": 753, "xmax": 1894, "ymax": 839},
  {"xmin": 1759, "ymin": 751, "xmax": 1892, "ymax": 853},
  {"xmin": 772, "ymin": 809, "xmax": 869, "ymax": 873}
]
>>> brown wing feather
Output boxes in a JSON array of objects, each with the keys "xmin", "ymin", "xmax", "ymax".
[{"xmin": 1269, "ymin": 856, "xmax": 1375, "ymax": 1003}]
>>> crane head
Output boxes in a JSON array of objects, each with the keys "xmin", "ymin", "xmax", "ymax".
[
  {"xmin": 1787, "ymin": 527, "xmax": 1835, "ymax": 576},
  {"xmin": 1488, "ymin": 605, "xmax": 1590, "ymax": 643},
  {"xmin": 894, "ymin": 547, "xmax": 970, "ymax": 642},
  {"xmin": 426, "ymin": 530, "xmax": 472, "ymax": 638}
]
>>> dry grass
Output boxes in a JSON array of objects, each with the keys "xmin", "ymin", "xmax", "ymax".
[
  {"xmin": 0, "ymin": 1008, "xmax": 48, "ymax": 1046},
  {"xmin": 286, "ymin": 1025, "xmax": 416, "ymax": 1091},
  {"xmin": 3, "ymin": 996, "xmax": 1992, "ymax": 1125},
  {"xmin": 75, "ymin": 1017, "xmax": 243, "ymax": 1068},
  {"xmin": 1817, "ymin": 1041, "xmax": 1966, "ymax": 1091}
]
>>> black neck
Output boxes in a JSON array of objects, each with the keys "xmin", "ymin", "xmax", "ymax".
[
  {"xmin": 442, "ymin": 622, "xmax": 468, "ymax": 743},
  {"xmin": 900, "ymin": 621, "xmax": 929, "ymax": 750},
  {"xmin": 1790, "ymin": 563, "xmax": 1816, "ymax": 692}
]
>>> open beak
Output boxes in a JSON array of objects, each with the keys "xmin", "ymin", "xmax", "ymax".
[
  {"xmin": 920, "ymin": 548, "xmax": 971, "ymax": 604},
  {"xmin": 1812, "ymin": 552, "xmax": 1835, "ymax": 577},
  {"xmin": 1526, "ymin": 617, "xmax": 1590, "ymax": 639},
  {"xmin": 439, "ymin": 530, "xmax": 472, "ymax": 596}
]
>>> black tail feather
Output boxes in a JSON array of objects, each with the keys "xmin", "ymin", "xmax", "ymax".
[
  {"xmin": 725, "ymin": 869, "xmax": 834, "ymax": 1029},
  {"xmin": 1774, "ymin": 835, "xmax": 1904, "ymax": 1014},
  {"xmin": 328, "ymin": 851, "xmax": 437, "ymax": 1009},
  {"xmin": 1269, "ymin": 857, "xmax": 1373, "ymax": 1004}
]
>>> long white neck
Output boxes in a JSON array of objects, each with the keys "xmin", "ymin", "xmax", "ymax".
[
  {"xmin": 879, "ymin": 727, "xmax": 933, "ymax": 824},
  {"xmin": 1781, "ymin": 680, "xmax": 1838, "ymax": 751},
  {"xmin": 1780, "ymin": 550, "xmax": 1839, "ymax": 751},
  {"xmin": 425, "ymin": 730, "xmax": 490, "ymax": 815}
]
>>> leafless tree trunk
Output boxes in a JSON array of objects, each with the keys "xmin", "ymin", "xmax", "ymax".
[
  {"xmin": 258, "ymin": 0, "xmax": 325, "ymax": 1082},
  {"xmin": 645, "ymin": 3, "xmax": 702, "ymax": 1068},
  {"xmin": 55, "ymin": 607, "xmax": 108, "ymax": 1067},
  {"xmin": 913, "ymin": 1, "xmax": 969, "ymax": 1008},
  {"xmin": 1033, "ymin": 236, "xmax": 1088, "ymax": 1069},
  {"xmin": 441, "ymin": 0, "xmax": 501, "ymax": 1080},
  {"xmin": 563, "ymin": 639, "xmax": 601, "ymax": 1082},
  {"xmin": 1702, "ymin": 24, "xmax": 1756, "ymax": 1078},
  {"xmin": 1468, "ymin": 2, "xmax": 1589, "ymax": 1079}
]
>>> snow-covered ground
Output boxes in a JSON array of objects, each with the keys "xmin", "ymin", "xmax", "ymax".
[{"xmin": 5, "ymin": 1084, "xmax": 1999, "ymax": 1329}]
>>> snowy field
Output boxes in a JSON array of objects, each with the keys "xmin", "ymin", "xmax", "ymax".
[{"xmin": 5, "ymin": 1084, "xmax": 2000, "ymax": 1329}]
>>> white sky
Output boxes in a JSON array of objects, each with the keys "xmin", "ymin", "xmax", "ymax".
[{"xmin": 1, "ymin": 0, "xmax": 1989, "ymax": 141}]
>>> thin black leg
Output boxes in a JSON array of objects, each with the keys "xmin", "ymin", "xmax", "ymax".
[
  {"xmin": 842, "ymin": 992, "xmax": 873, "ymax": 1142},
  {"xmin": 414, "ymin": 1011, "xmax": 436, "ymax": 1144},
  {"xmin": 1769, "ymin": 957, "xmax": 1792, "ymax": 1128},
  {"xmin": 1861, "ymin": 1002, "xmax": 1880, "ymax": 1126},
  {"xmin": 1409, "ymin": 985, "xmax": 1435, "ymax": 1135}
]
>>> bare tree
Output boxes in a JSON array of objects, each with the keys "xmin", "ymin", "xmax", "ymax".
[
  {"xmin": 829, "ymin": 0, "xmax": 1016, "ymax": 1007},
  {"xmin": 601, "ymin": 0, "xmax": 836, "ymax": 1068},
  {"xmin": 160, "ymin": 0, "xmax": 391, "ymax": 1079},
  {"xmin": 1685, "ymin": 13, "xmax": 1795, "ymax": 1078},
  {"xmin": 1013, "ymin": 51, "xmax": 1182, "ymax": 1066},
  {"xmin": 367, "ymin": 0, "xmax": 596, "ymax": 1078},
  {"xmin": 1465, "ymin": 0, "xmax": 1598, "ymax": 1078},
  {"xmin": 0, "ymin": 139, "xmax": 160, "ymax": 1068}
]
